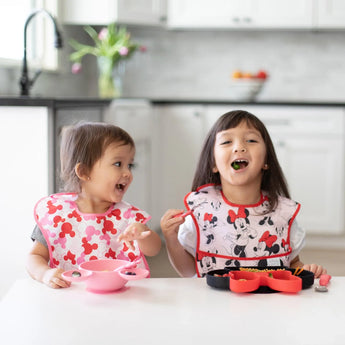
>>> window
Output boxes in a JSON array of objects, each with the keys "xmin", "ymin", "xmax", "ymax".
[{"xmin": 0, "ymin": 0, "xmax": 59, "ymax": 70}]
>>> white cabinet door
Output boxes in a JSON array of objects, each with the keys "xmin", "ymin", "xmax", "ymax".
[
  {"xmin": 151, "ymin": 105, "xmax": 205, "ymax": 229},
  {"xmin": 61, "ymin": 0, "xmax": 166, "ymax": 25},
  {"xmin": 103, "ymin": 100, "xmax": 154, "ymax": 223},
  {"xmin": 252, "ymin": 0, "xmax": 313, "ymax": 28},
  {"xmin": 167, "ymin": 0, "xmax": 313, "ymax": 29},
  {"xmin": 204, "ymin": 105, "xmax": 345, "ymax": 235},
  {"xmin": 117, "ymin": 0, "xmax": 166, "ymax": 25},
  {"xmin": 316, "ymin": 0, "xmax": 345, "ymax": 28},
  {"xmin": 0, "ymin": 106, "xmax": 52, "ymax": 298},
  {"xmin": 273, "ymin": 137, "xmax": 344, "ymax": 234}
]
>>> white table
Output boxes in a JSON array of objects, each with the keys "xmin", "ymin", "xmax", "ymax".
[{"xmin": 1, "ymin": 277, "xmax": 344, "ymax": 345}]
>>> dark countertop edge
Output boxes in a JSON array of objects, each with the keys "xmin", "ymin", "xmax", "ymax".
[
  {"xmin": 150, "ymin": 99, "xmax": 345, "ymax": 107},
  {"xmin": 1, "ymin": 97, "xmax": 345, "ymax": 107},
  {"xmin": 0, "ymin": 98, "xmax": 111, "ymax": 108}
]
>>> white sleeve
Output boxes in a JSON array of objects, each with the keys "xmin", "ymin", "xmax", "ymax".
[
  {"xmin": 177, "ymin": 215, "xmax": 197, "ymax": 257},
  {"xmin": 289, "ymin": 218, "xmax": 306, "ymax": 260}
]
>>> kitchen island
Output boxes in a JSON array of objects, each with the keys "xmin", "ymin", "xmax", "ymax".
[{"xmin": 1, "ymin": 276, "xmax": 344, "ymax": 345}]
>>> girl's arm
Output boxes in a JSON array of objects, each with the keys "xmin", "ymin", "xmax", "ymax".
[
  {"xmin": 290, "ymin": 255, "xmax": 327, "ymax": 278},
  {"xmin": 26, "ymin": 241, "xmax": 70, "ymax": 288},
  {"xmin": 160, "ymin": 209, "xmax": 196, "ymax": 277},
  {"xmin": 117, "ymin": 223, "xmax": 161, "ymax": 257}
]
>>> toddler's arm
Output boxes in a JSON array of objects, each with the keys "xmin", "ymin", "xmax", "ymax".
[
  {"xmin": 160, "ymin": 209, "xmax": 196, "ymax": 277},
  {"xmin": 118, "ymin": 223, "xmax": 161, "ymax": 256},
  {"xmin": 26, "ymin": 241, "xmax": 70, "ymax": 289},
  {"xmin": 290, "ymin": 255, "xmax": 327, "ymax": 278}
]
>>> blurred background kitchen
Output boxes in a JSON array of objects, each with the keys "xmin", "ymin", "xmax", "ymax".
[{"xmin": 1, "ymin": 0, "xmax": 344, "ymax": 298}]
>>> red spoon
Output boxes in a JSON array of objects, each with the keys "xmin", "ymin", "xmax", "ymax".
[{"xmin": 173, "ymin": 201, "xmax": 207, "ymax": 218}]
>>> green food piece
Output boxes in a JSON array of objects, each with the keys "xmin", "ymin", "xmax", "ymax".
[{"xmin": 233, "ymin": 163, "xmax": 240, "ymax": 170}]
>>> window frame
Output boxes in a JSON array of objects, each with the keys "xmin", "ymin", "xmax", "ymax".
[{"xmin": 0, "ymin": 0, "xmax": 59, "ymax": 71}]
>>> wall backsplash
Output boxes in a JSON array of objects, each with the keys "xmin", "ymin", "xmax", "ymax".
[{"xmin": 2, "ymin": 25, "xmax": 345, "ymax": 101}]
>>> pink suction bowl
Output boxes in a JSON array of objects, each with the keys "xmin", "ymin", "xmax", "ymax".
[{"xmin": 62, "ymin": 259, "xmax": 149, "ymax": 294}]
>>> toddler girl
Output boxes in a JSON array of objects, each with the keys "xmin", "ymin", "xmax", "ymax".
[
  {"xmin": 27, "ymin": 122, "xmax": 161, "ymax": 288},
  {"xmin": 161, "ymin": 110, "xmax": 326, "ymax": 278}
]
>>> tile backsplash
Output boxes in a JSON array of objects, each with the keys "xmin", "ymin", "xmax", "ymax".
[{"xmin": 2, "ymin": 26, "xmax": 345, "ymax": 101}]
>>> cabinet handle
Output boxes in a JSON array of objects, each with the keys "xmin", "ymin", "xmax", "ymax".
[
  {"xmin": 232, "ymin": 17, "xmax": 240, "ymax": 23},
  {"xmin": 243, "ymin": 17, "xmax": 252, "ymax": 23}
]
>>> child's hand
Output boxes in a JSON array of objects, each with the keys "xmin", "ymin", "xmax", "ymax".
[
  {"xmin": 160, "ymin": 209, "xmax": 186, "ymax": 239},
  {"xmin": 117, "ymin": 223, "xmax": 151, "ymax": 251},
  {"xmin": 42, "ymin": 268, "xmax": 71, "ymax": 289},
  {"xmin": 302, "ymin": 264, "xmax": 327, "ymax": 278}
]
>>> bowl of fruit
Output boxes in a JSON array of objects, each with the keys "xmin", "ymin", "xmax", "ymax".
[{"xmin": 229, "ymin": 69, "xmax": 268, "ymax": 101}]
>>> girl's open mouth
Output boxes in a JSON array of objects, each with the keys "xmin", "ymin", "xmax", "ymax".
[
  {"xmin": 116, "ymin": 183, "xmax": 126, "ymax": 191},
  {"xmin": 231, "ymin": 159, "xmax": 248, "ymax": 170}
]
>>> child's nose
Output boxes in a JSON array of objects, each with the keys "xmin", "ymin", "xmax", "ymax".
[
  {"xmin": 122, "ymin": 167, "xmax": 132, "ymax": 177},
  {"xmin": 233, "ymin": 146, "xmax": 247, "ymax": 153}
]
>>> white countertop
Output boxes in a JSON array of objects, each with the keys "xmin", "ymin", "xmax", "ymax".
[{"xmin": 1, "ymin": 277, "xmax": 344, "ymax": 345}]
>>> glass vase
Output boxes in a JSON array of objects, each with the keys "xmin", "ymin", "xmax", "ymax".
[{"xmin": 97, "ymin": 57, "xmax": 125, "ymax": 99}]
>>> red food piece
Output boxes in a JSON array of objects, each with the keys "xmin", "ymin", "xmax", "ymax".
[{"xmin": 256, "ymin": 70, "xmax": 268, "ymax": 79}]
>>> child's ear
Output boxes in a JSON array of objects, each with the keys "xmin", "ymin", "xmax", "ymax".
[
  {"xmin": 212, "ymin": 166, "xmax": 218, "ymax": 173},
  {"xmin": 75, "ymin": 163, "xmax": 89, "ymax": 181}
]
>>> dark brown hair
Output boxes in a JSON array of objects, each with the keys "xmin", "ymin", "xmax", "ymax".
[
  {"xmin": 191, "ymin": 110, "xmax": 290, "ymax": 211},
  {"xmin": 60, "ymin": 121, "xmax": 135, "ymax": 193}
]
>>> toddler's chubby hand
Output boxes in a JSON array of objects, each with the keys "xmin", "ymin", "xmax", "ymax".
[
  {"xmin": 117, "ymin": 223, "xmax": 151, "ymax": 250},
  {"xmin": 303, "ymin": 264, "xmax": 327, "ymax": 278},
  {"xmin": 160, "ymin": 209, "xmax": 186, "ymax": 239},
  {"xmin": 42, "ymin": 268, "xmax": 71, "ymax": 289}
]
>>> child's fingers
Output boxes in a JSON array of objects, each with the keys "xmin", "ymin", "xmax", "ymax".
[
  {"xmin": 125, "ymin": 240, "xmax": 135, "ymax": 251},
  {"xmin": 139, "ymin": 230, "xmax": 151, "ymax": 239},
  {"xmin": 48, "ymin": 276, "xmax": 70, "ymax": 289}
]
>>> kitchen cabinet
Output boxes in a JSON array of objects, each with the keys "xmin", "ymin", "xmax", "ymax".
[
  {"xmin": 0, "ymin": 106, "xmax": 52, "ymax": 298},
  {"xmin": 103, "ymin": 99, "xmax": 155, "ymax": 225},
  {"xmin": 167, "ymin": 0, "xmax": 314, "ymax": 29},
  {"xmin": 205, "ymin": 105, "xmax": 345, "ymax": 235},
  {"xmin": 316, "ymin": 0, "xmax": 345, "ymax": 28},
  {"xmin": 61, "ymin": 0, "xmax": 166, "ymax": 26},
  {"xmin": 151, "ymin": 104, "xmax": 205, "ymax": 229}
]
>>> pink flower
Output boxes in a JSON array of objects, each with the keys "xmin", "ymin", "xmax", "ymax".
[
  {"xmin": 71, "ymin": 62, "xmax": 82, "ymax": 74},
  {"xmin": 98, "ymin": 28, "xmax": 108, "ymax": 40},
  {"xmin": 119, "ymin": 46, "xmax": 129, "ymax": 56},
  {"xmin": 139, "ymin": 45, "xmax": 147, "ymax": 52}
]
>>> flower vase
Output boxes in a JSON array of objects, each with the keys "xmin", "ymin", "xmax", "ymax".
[
  {"xmin": 97, "ymin": 57, "xmax": 125, "ymax": 99},
  {"xmin": 112, "ymin": 60, "xmax": 126, "ymax": 98}
]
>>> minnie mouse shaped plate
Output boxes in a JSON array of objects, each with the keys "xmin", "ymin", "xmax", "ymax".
[{"xmin": 206, "ymin": 267, "xmax": 314, "ymax": 293}]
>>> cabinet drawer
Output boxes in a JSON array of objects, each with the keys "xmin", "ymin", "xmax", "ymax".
[
  {"xmin": 256, "ymin": 107, "xmax": 344, "ymax": 136},
  {"xmin": 207, "ymin": 105, "xmax": 344, "ymax": 135}
]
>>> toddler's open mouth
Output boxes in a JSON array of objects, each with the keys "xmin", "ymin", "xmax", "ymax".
[
  {"xmin": 116, "ymin": 183, "xmax": 126, "ymax": 191},
  {"xmin": 231, "ymin": 159, "xmax": 248, "ymax": 170}
]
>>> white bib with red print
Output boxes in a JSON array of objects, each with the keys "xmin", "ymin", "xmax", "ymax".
[
  {"xmin": 34, "ymin": 193, "xmax": 150, "ymax": 271},
  {"xmin": 184, "ymin": 185, "xmax": 300, "ymax": 277}
]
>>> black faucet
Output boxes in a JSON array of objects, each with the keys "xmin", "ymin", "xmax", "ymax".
[{"xmin": 20, "ymin": 9, "xmax": 63, "ymax": 96}]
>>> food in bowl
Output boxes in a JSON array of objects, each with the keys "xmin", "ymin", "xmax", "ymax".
[{"xmin": 230, "ymin": 69, "xmax": 269, "ymax": 101}]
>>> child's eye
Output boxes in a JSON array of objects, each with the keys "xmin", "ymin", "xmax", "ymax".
[
  {"xmin": 247, "ymin": 139, "xmax": 258, "ymax": 143},
  {"xmin": 220, "ymin": 140, "xmax": 231, "ymax": 145},
  {"xmin": 113, "ymin": 162, "xmax": 121, "ymax": 167},
  {"xmin": 128, "ymin": 163, "xmax": 136, "ymax": 170}
]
